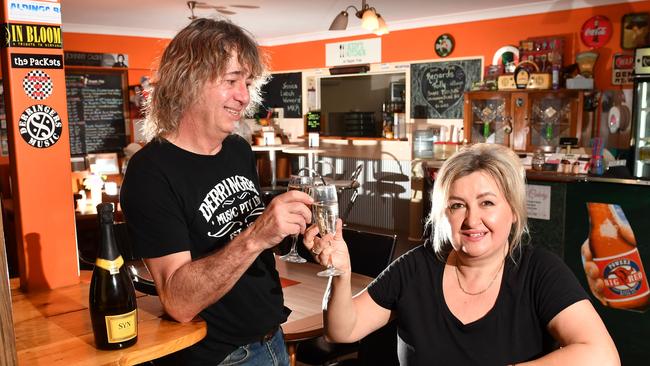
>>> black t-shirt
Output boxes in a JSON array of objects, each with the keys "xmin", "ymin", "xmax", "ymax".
[
  {"xmin": 120, "ymin": 135, "xmax": 287, "ymax": 364},
  {"xmin": 368, "ymin": 243, "xmax": 588, "ymax": 366}
]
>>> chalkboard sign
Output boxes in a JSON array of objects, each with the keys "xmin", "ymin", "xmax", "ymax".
[
  {"xmin": 65, "ymin": 70, "xmax": 128, "ymax": 156},
  {"xmin": 306, "ymin": 111, "xmax": 321, "ymax": 132},
  {"xmin": 259, "ymin": 72, "xmax": 302, "ymax": 118},
  {"xmin": 410, "ymin": 58, "xmax": 482, "ymax": 119}
]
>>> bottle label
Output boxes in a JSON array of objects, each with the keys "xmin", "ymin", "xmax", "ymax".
[
  {"xmin": 594, "ymin": 247, "xmax": 649, "ymax": 303},
  {"xmin": 95, "ymin": 256, "xmax": 124, "ymax": 275},
  {"xmin": 105, "ymin": 309, "xmax": 137, "ymax": 343}
]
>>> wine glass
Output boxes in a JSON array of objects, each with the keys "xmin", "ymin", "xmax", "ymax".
[
  {"xmin": 312, "ymin": 184, "xmax": 344, "ymax": 277},
  {"xmin": 279, "ymin": 174, "xmax": 314, "ymax": 263}
]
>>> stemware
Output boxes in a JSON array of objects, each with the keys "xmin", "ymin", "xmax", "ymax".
[
  {"xmin": 311, "ymin": 184, "xmax": 344, "ymax": 277},
  {"xmin": 279, "ymin": 174, "xmax": 314, "ymax": 263}
]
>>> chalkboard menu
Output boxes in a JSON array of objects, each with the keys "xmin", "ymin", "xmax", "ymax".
[
  {"xmin": 65, "ymin": 70, "xmax": 127, "ymax": 156},
  {"xmin": 306, "ymin": 111, "xmax": 321, "ymax": 132},
  {"xmin": 259, "ymin": 72, "xmax": 302, "ymax": 118},
  {"xmin": 410, "ymin": 59, "xmax": 482, "ymax": 119}
]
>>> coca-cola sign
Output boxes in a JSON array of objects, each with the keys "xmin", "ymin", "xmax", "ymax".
[
  {"xmin": 612, "ymin": 53, "xmax": 634, "ymax": 85},
  {"xmin": 581, "ymin": 15, "xmax": 612, "ymax": 48}
]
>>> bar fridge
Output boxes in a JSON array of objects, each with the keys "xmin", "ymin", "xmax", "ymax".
[{"xmin": 629, "ymin": 47, "xmax": 650, "ymax": 179}]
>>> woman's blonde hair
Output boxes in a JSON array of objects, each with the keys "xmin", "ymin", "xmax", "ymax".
[
  {"xmin": 427, "ymin": 143, "xmax": 529, "ymax": 259},
  {"xmin": 143, "ymin": 18, "xmax": 268, "ymax": 141}
]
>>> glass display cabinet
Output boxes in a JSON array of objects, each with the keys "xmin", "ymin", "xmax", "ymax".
[
  {"xmin": 463, "ymin": 91, "xmax": 512, "ymax": 146},
  {"xmin": 464, "ymin": 90, "xmax": 585, "ymax": 152}
]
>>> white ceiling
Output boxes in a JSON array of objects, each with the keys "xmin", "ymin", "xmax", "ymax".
[{"xmin": 60, "ymin": 0, "xmax": 635, "ymax": 46}]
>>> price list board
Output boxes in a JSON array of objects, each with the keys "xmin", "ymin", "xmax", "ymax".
[
  {"xmin": 258, "ymin": 72, "xmax": 302, "ymax": 118},
  {"xmin": 65, "ymin": 70, "xmax": 128, "ymax": 156}
]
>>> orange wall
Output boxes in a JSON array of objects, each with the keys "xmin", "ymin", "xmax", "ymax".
[
  {"xmin": 59, "ymin": 1, "xmax": 650, "ymax": 90},
  {"xmin": 264, "ymin": 1, "xmax": 650, "ymax": 90},
  {"xmin": 62, "ymin": 33, "xmax": 170, "ymax": 86},
  {"xmin": 0, "ymin": 2, "xmax": 641, "ymax": 166}
]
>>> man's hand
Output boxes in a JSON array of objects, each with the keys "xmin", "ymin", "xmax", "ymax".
[{"xmin": 248, "ymin": 190, "xmax": 313, "ymax": 251}]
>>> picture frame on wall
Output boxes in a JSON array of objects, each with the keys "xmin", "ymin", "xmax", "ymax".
[
  {"xmin": 621, "ymin": 13, "xmax": 650, "ymax": 50},
  {"xmin": 390, "ymin": 82, "xmax": 405, "ymax": 102}
]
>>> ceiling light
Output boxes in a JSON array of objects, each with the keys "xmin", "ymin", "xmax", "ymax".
[
  {"xmin": 329, "ymin": 0, "xmax": 388, "ymax": 35},
  {"xmin": 329, "ymin": 11, "xmax": 349, "ymax": 30},
  {"xmin": 375, "ymin": 14, "xmax": 389, "ymax": 35},
  {"xmin": 360, "ymin": 8, "xmax": 378, "ymax": 31}
]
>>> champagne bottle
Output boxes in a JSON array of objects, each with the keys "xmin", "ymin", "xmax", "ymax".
[{"xmin": 89, "ymin": 203, "xmax": 138, "ymax": 349}]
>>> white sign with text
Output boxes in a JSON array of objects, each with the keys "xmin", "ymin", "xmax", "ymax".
[
  {"xmin": 526, "ymin": 184, "xmax": 551, "ymax": 220},
  {"xmin": 8, "ymin": 0, "xmax": 61, "ymax": 25},
  {"xmin": 326, "ymin": 38, "xmax": 381, "ymax": 67}
]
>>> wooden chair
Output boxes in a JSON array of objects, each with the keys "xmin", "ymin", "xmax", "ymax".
[
  {"xmin": 77, "ymin": 220, "xmax": 157, "ymax": 296},
  {"xmin": 113, "ymin": 222, "xmax": 158, "ymax": 296},
  {"xmin": 295, "ymin": 228, "xmax": 398, "ymax": 366}
]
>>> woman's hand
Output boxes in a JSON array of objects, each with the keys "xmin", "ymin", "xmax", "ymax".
[{"xmin": 303, "ymin": 219, "xmax": 352, "ymax": 274}]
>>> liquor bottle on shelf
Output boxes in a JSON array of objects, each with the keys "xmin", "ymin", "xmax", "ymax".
[{"xmin": 89, "ymin": 203, "xmax": 138, "ymax": 349}]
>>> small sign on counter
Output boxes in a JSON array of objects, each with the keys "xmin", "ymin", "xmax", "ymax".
[{"xmin": 526, "ymin": 184, "xmax": 551, "ymax": 220}]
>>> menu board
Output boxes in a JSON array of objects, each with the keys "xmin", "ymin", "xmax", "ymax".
[
  {"xmin": 306, "ymin": 111, "xmax": 321, "ymax": 132},
  {"xmin": 259, "ymin": 72, "xmax": 302, "ymax": 118},
  {"xmin": 65, "ymin": 70, "xmax": 127, "ymax": 156},
  {"xmin": 410, "ymin": 58, "xmax": 482, "ymax": 119}
]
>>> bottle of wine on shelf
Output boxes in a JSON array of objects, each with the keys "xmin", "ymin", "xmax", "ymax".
[{"xmin": 89, "ymin": 203, "xmax": 138, "ymax": 349}]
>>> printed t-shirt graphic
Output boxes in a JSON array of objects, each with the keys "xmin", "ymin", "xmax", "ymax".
[{"xmin": 199, "ymin": 175, "xmax": 264, "ymax": 241}]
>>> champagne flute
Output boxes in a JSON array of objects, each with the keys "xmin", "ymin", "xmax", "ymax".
[
  {"xmin": 279, "ymin": 174, "xmax": 314, "ymax": 263},
  {"xmin": 312, "ymin": 184, "xmax": 344, "ymax": 277}
]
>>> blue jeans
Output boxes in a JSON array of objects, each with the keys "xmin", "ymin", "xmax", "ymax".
[{"xmin": 218, "ymin": 328, "xmax": 289, "ymax": 366}]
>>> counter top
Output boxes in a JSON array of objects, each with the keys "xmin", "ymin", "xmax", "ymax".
[
  {"xmin": 11, "ymin": 271, "xmax": 206, "ymax": 366},
  {"xmin": 423, "ymin": 161, "xmax": 650, "ymax": 186}
]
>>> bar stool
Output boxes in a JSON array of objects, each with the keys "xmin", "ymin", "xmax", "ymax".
[{"xmin": 330, "ymin": 164, "xmax": 363, "ymax": 221}]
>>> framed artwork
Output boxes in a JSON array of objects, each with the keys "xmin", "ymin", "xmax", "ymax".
[
  {"xmin": 390, "ymin": 82, "xmax": 405, "ymax": 102},
  {"xmin": 435, "ymin": 34, "xmax": 454, "ymax": 58},
  {"xmin": 621, "ymin": 13, "xmax": 650, "ymax": 49}
]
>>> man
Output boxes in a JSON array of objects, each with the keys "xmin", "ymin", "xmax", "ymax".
[{"xmin": 120, "ymin": 18, "xmax": 312, "ymax": 365}]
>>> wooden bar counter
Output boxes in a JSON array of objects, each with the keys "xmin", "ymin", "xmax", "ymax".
[{"xmin": 11, "ymin": 271, "xmax": 206, "ymax": 366}]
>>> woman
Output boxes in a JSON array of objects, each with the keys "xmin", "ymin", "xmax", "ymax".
[{"xmin": 304, "ymin": 143, "xmax": 619, "ymax": 365}]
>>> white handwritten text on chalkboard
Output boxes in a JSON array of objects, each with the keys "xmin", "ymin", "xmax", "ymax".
[
  {"xmin": 259, "ymin": 72, "xmax": 302, "ymax": 118},
  {"xmin": 410, "ymin": 59, "xmax": 482, "ymax": 119},
  {"xmin": 422, "ymin": 65, "xmax": 466, "ymax": 116}
]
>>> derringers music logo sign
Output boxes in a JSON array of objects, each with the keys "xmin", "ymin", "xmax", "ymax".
[{"xmin": 18, "ymin": 104, "xmax": 62, "ymax": 148}]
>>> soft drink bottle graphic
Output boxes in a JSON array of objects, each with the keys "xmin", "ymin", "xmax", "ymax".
[{"xmin": 587, "ymin": 202, "xmax": 649, "ymax": 311}]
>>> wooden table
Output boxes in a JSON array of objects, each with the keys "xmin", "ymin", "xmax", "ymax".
[
  {"xmin": 277, "ymin": 257, "xmax": 373, "ymax": 366},
  {"xmin": 11, "ymin": 271, "xmax": 206, "ymax": 366}
]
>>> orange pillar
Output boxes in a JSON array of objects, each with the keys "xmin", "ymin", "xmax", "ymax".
[{"xmin": 0, "ymin": 0, "xmax": 79, "ymax": 289}]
